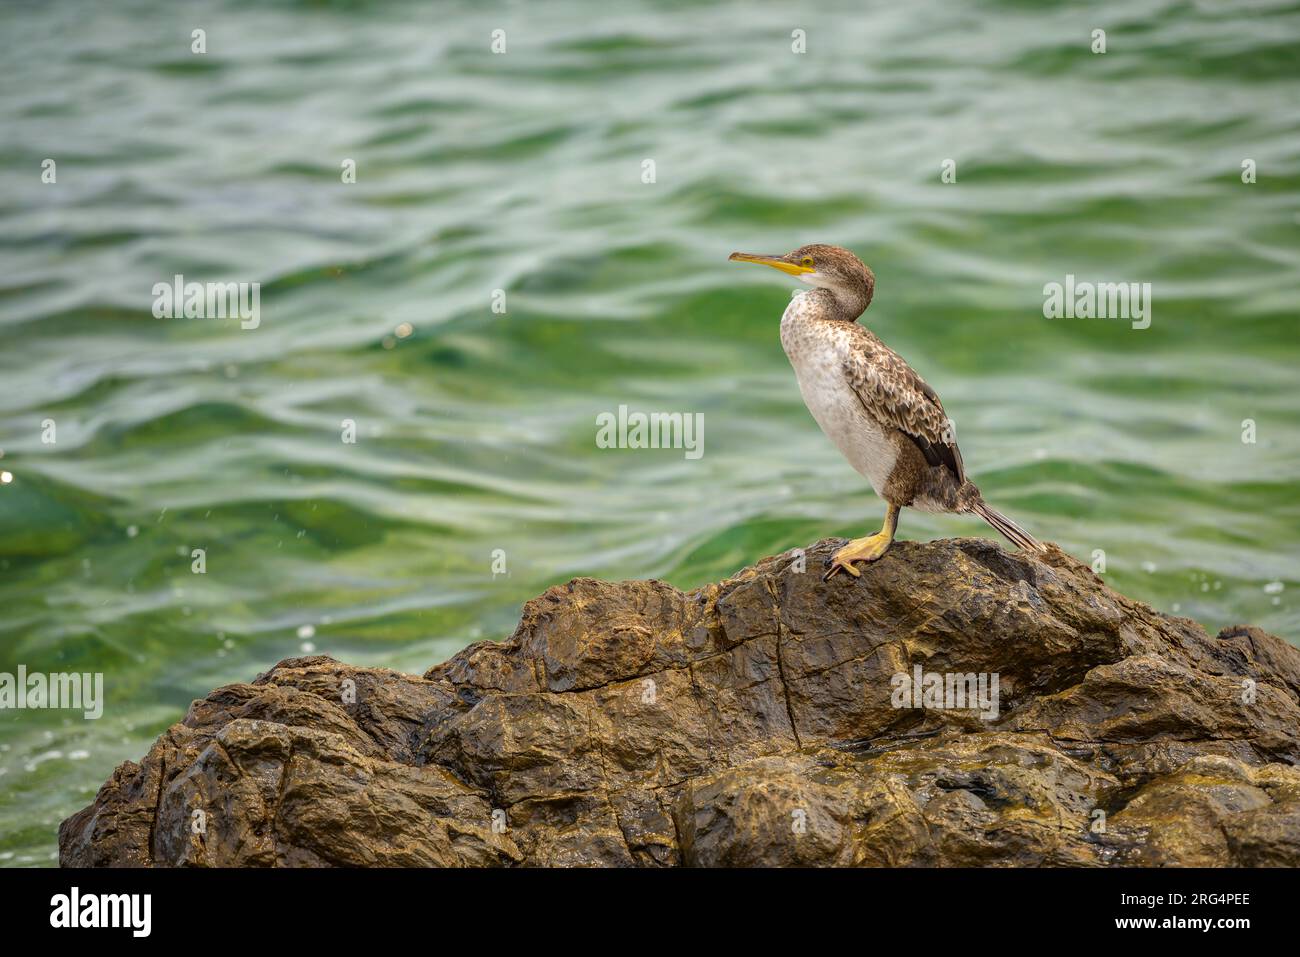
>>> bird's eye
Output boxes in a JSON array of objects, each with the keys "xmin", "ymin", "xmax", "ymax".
[{"xmin": 801, "ymin": 256, "xmax": 815, "ymax": 268}]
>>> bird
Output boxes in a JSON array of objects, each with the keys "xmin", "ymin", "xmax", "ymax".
[{"xmin": 729, "ymin": 244, "xmax": 1042, "ymax": 581}]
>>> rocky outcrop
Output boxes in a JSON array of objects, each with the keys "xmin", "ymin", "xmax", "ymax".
[{"xmin": 60, "ymin": 538, "xmax": 1300, "ymax": 867}]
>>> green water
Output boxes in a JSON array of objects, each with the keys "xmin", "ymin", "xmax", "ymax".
[{"xmin": 1, "ymin": 0, "xmax": 1298, "ymax": 865}]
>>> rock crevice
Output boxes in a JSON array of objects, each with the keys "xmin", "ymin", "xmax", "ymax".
[{"xmin": 60, "ymin": 538, "xmax": 1300, "ymax": 867}]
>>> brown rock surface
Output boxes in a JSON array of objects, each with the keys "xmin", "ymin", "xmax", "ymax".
[{"xmin": 59, "ymin": 538, "xmax": 1300, "ymax": 867}]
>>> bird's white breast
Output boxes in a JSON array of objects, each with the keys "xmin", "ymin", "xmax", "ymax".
[{"xmin": 780, "ymin": 294, "xmax": 897, "ymax": 496}]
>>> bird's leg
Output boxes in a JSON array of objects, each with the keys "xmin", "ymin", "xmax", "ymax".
[{"xmin": 824, "ymin": 504, "xmax": 900, "ymax": 581}]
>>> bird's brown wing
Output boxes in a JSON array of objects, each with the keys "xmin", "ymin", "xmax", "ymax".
[{"xmin": 842, "ymin": 329, "xmax": 965, "ymax": 483}]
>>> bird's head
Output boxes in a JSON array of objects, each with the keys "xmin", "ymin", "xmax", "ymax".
[{"xmin": 728, "ymin": 244, "xmax": 875, "ymax": 319}]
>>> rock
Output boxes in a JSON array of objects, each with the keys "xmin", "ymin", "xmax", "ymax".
[{"xmin": 59, "ymin": 538, "xmax": 1300, "ymax": 867}]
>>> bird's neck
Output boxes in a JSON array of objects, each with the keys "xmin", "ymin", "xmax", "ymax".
[{"xmin": 804, "ymin": 285, "xmax": 871, "ymax": 323}]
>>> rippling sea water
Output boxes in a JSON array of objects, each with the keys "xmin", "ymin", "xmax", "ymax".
[{"xmin": 1, "ymin": 0, "xmax": 1297, "ymax": 864}]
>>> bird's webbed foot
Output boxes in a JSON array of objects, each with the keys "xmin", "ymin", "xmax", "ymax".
[{"xmin": 823, "ymin": 532, "xmax": 893, "ymax": 581}]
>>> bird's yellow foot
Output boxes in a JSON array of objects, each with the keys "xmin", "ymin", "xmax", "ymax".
[{"xmin": 823, "ymin": 533, "xmax": 893, "ymax": 581}]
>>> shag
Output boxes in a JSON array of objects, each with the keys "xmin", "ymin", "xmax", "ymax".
[{"xmin": 729, "ymin": 244, "xmax": 1042, "ymax": 580}]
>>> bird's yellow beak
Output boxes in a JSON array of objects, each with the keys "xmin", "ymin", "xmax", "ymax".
[{"xmin": 728, "ymin": 252, "xmax": 813, "ymax": 276}]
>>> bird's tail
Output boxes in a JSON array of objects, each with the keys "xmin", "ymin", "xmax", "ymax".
[{"xmin": 970, "ymin": 499, "xmax": 1043, "ymax": 553}]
